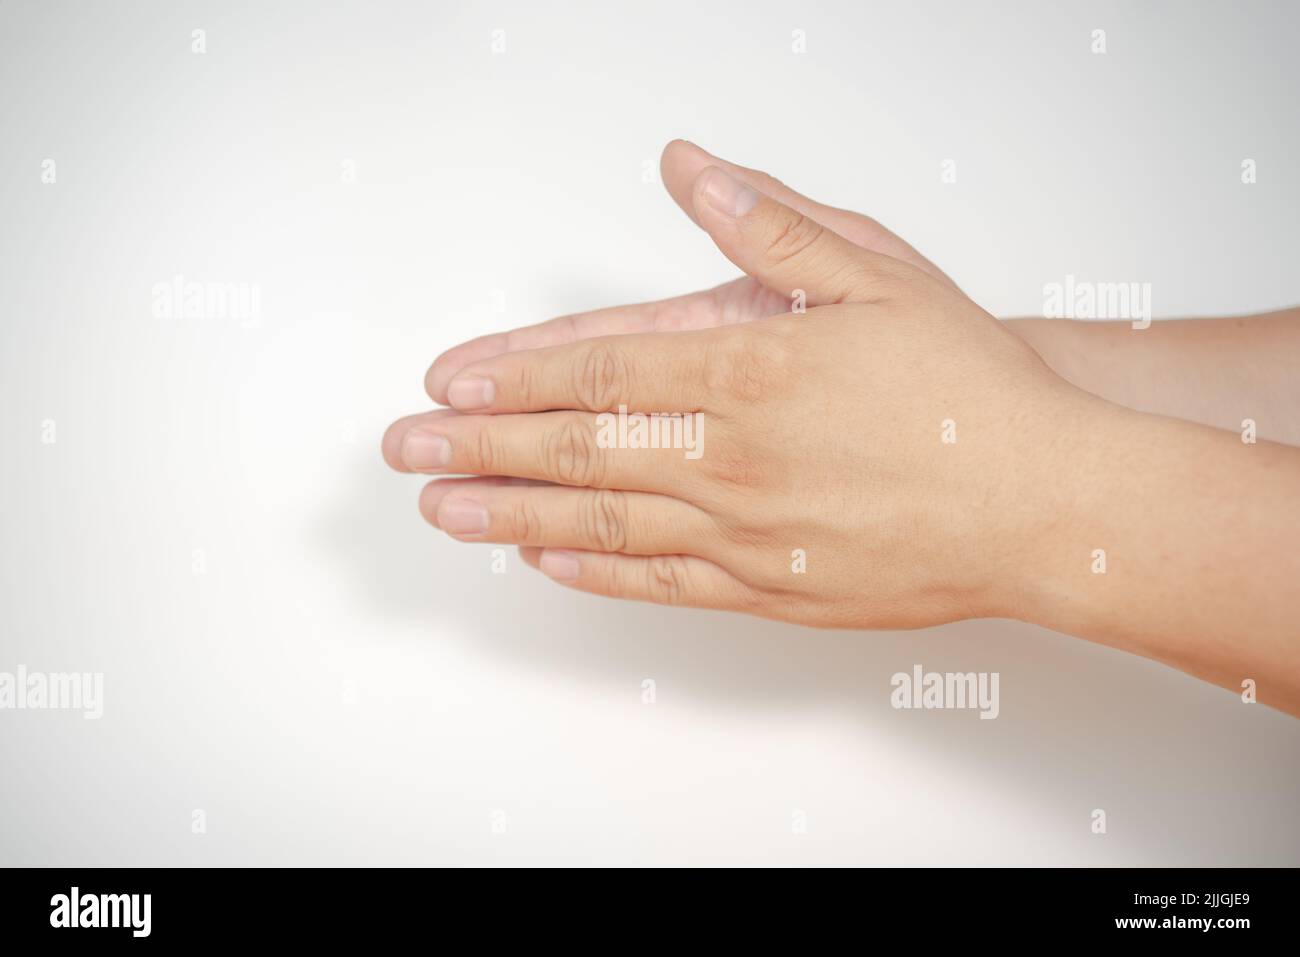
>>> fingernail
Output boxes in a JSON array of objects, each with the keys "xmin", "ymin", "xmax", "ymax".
[
  {"xmin": 438, "ymin": 497, "xmax": 490, "ymax": 534},
  {"xmin": 447, "ymin": 375, "xmax": 495, "ymax": 411},
  {"xmin": 540, "ymin": 549, "xmax": 581, "ymax": 581},
  {"xmin": 401, "ymin": 430, "xmax": 451, "ymax": 470},
  {"xmin": 701, "ymin": 168, "xmax": 760, "ymax": 218}
]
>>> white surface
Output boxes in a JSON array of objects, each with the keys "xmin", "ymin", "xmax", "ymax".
[{"xmin": 1, "ymin": 0, "xmax": 1297, "ymax": 865}]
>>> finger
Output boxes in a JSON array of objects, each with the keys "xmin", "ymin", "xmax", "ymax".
[
  {"xmin": 691, "ymin": 165, "xmax": 908, "ymax": 306},
  {"xmin": 424, "ymin": 144, "xmax": 955, "ymax": 411},
  {"xmin": 661, "ymin": 139, "xmax": 956, "ymax": 288},
  {"xmin": 381, "ymin": 409, "xmax": 458, "ymax": 472},
  {"xmin": 419, "ymin": 479, "xmax": 718, "ymax": 556},
  {"xmin": 425, "ymin": 284, "xmax": 750, "ymax": 405},
  {"xmin": 397, "ymin": 411, "xmax": 699, "ymax": 495},
  {"xmin": 414, "ymin": 475, "xmax": 548, "ymax": 497},
  {"xmin": 532, "ymin": 548, "xmax": 754, "ymax": 612},
  {"xmin": 442, "ymin": 329, "xmax": 720, "ymax": 414}
]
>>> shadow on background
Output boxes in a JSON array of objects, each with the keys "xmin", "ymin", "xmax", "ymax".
[{"xmin": 314, "ymin": 448, "xmax": 1300, "ymax": 864}]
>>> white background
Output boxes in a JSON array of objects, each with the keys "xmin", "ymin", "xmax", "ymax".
[{"xmin": 2, "ymin": 0, "xmax": 1297, "ymax": 865}]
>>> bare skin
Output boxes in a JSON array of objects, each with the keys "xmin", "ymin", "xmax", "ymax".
[
  {"xmin": 1006, "ymin": 311, "xmax": 1300, "ymax": 447},
  {"xmin": 383, "ymin": 141, "xmax": 1300, "ymax": 717}
]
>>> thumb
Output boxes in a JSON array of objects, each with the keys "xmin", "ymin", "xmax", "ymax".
[
  {"xmin": 690, "ymin": 165, "xmax": 905, "ymax": 307},
  {"xmin": 661, "ymin": 140, "xmax": 957, "ymax": 289}
]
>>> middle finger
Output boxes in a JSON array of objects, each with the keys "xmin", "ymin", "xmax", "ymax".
[{"xmin": 397, "ymin": 410, "xmax": 706, "ymax": 496}]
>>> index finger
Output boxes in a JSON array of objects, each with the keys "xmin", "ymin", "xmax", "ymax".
[
  {"xmin": 425, "ymin": 286, "xmax": 735, "ymax": 405},
  {"xmin": 441, "ymin": 328, "xmax": 721, "ymax": 414}
]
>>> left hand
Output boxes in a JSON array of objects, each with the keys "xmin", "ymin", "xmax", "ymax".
[
  {"xmin": 383, "ymin": 161, "xmax": 1101, "ymax": 628},
  {"xmin": 421, "ymin": 139, "xmax": 957, "ymax": 407}
]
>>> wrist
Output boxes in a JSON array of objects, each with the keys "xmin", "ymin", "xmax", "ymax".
[{"xmin": 977, "ymin": 387, "xmax": 1136, "ymax": 627}]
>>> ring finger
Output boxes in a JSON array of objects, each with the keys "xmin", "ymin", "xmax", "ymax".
[{"xmin": 420, "ymin": 477, "xmax": 720, "ymax": 557}]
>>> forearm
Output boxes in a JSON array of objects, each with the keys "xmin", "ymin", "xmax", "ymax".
[
  {"xmin": 1003, "ymin": 398, "xmax": 1300, "ymax": 715},
  {"xmin": 1004, "ymin": 309, "xmax": 1300, "ymax": 446}
]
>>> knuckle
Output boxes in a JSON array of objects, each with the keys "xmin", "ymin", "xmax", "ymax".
[
  {"xmin": 712, "ymin": 512, "xmax": 778, "ymax": 549},
  {"xmin": 752, "ymin": 169, "xmax": 786, "ymax": 194},
  {"xmin": 510, "ymin": 362, "xmax": 534, "ymax": 410},
  {"xmin": 471, "ymin": 427, "xmax": 500, "ymax": 473},
  {"xmin": 706, "ymin": 328, "xmax": 792, "ymax": 404},
  {"xmin": 763, "ymin": 209, "xmax": 825, "ymax": 267},
  {"xmin": 545, "ymin": 418, "xmax": 603, "ymax": 486},
  {"xmin": 646, "ymin": 556, "xmax": 687, "ymax": 606},
  {"xmin": 573, "ymin": 342, "xmax": 629, "ymax": 411},
  {"xmin": 727, "ymin": 347, "xmax": 769, "ymax": 403},
  {"xmin": 841, "ymin": 261, "xmax": 900, "ymax": 303},
  {"xmin": 580, "ymin": 489, "xmax": 628, "ymax": 552},
  {"xmin": 508, "ymin": 497, "xmax": 542, "ymax": 542},
  {"xmin": 707, "ymin": 445, "xmax": 767, "ymax": 492}
]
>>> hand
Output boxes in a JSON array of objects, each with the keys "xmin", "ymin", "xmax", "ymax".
[
  {"xmin": 384, "ymin": 161, "xmax": 1096, "ymax": 628},
  {"xmin": 422, "ymin": 140, "xmax": 956, "ymax": 406}
]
